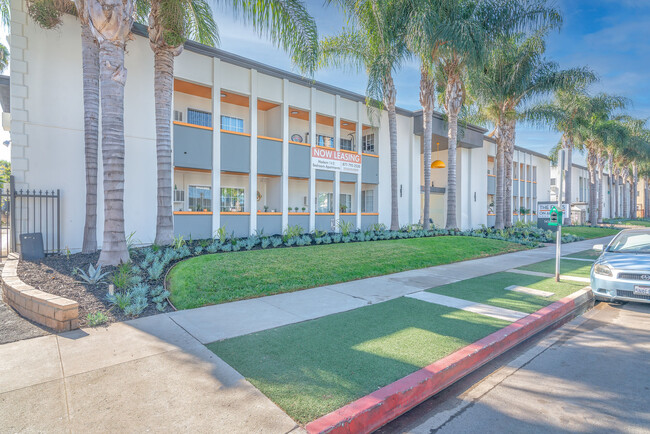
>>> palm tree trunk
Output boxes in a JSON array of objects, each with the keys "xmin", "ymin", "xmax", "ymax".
[
  {"xmin": 444, "ymin": 77, "xmax": 462, "ymax": 230},
  {"xmin": 614, "ymin": 169, "xmax": 620, "ymax": 218},
  {"xmin": 621, "ymin": 168, "xmax": 629, "ymax": 221},
  {"xmin": 587, "ymin": 149, "xmax": 597, "ymax": 226},
  {"xmin": 607, "ymin": 155, "xmax": 613, "ymax": 219},
  {"xmin": 597, "ymin": 156, "xmax": 604, "ymax": 224},
  {"xmin": 384, "ymin": 75, "xmax": 399, "ymax": 231},
  {"xmin": 80, "ymin": 23, "xmax": 100, "ymax": 253},
  {"xmin": 494, "ymin": 121, "xmax": 506, "ymax": 230},
  {"xmin": 645, "ymin": 177, "xmax": 649, "ymax": 218},
  {"xmin": 503, "ymin": 119, "xmax": 516, "ymax": 227},
  {"xmin": 419, "ymin": 65, "xmax": 434, "ymax": 230},
  {"xmin": 153, "ymin": 47, "xmax": 175, "ymax": 245},
  {"xmin": 632, "ymin": 164, "xmax": 638, "ymax": 219},
  {"xmin": 565, "ymin": 137, "xmax": 573, "ymax": 211}
]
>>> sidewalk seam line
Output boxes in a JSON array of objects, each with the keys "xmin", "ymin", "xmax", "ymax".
[{"xmin": 55, "ymin": 335, "xmax": 73, "ymax": 431}]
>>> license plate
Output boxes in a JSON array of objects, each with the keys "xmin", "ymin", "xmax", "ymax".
[{"xmin": 633, "ymin": 286, "xmax": 650, "ymax": 296}]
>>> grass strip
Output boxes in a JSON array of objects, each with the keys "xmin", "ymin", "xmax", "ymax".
[
  {"xmin": 208, "ymin": 297, "xmax": 509, "ymax": 424},
  {"xmin": 517, "ymin": 258, "xmax": 593, "ymax": 278},
  {"xmin": 562, "ymin": 226, "xmax": 620, "ymax": 239},
  {"xmin": 426, "ymin": 271, "xmax": 585, "ymax": 314},
  {"xmin": 565, "ymin": 249, "xmax": 601, "ymax": 260},
  {"xmin": 168, "ymin": 237, "xmax": 526, "ymax": 310}
]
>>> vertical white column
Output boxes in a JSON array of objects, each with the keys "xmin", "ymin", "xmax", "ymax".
[
  {"xmin": 409, "ymin": 117, "xmax": 416, "ymax": 225},
  {"xmin": 355, "ymin": 102, "xmax": 363, "ymax": 230},
  {"xmin": 333, "ymin": 95, "xmax": 341, "ymax": 231},
  {"xmin": 211, "ymin": 58, "xmax": 222, "ymax": 236},
  {"xmin": 249, "ymin": 69, "xmax": 258, "ymax": 235},
  {"xmin": 281, "ymin": 79, "xmax": 290, "ymax": 232},
  {"xmin": 308, "ymin": 88, "xmax": 316, "ymax": 232}
]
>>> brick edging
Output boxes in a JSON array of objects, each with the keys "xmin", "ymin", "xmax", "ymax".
[
  {"xmin": 1, "ymin": 253, "xmax": 79, "ymax": 331},
  {"xmin": 305, "ymin": 288, "xmax": 594, "ymax": 434}
]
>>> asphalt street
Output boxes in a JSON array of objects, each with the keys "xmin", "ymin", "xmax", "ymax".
[{"xmin": 379, "ymin": 301, "xmax": 650, "ymax": 434}]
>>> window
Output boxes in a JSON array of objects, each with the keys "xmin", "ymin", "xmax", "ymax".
[
  {"xmin": 551, "ymin": 178, "xmax": 556, "ymax": 186},
  {"xmin": 188, "ymin": 186, "xmax": 212, "ymax": 212},
  {"xmin": 340, "ymin": 138, "xmax": 354, "ymax": 151},
  {"xmin": 362, "ymin": 134, "xmax": 375, "ymax": 153},
  {"xmin": 317, "ymin": 192, "xmax": 333, "ymax": 212},
  {"xmin": 340, "ymin": 194, "xmax": 352, "ymax": 212},
  {"xmin": 187, "ymin": 109, "xmax": 212, "ymax": 127},
  {"xmin": 317, "ymin": 134, "xmax": 334, "ymax": 148},
  {"xmin": 220, "ymin": 187, "xmax": 245, "ymax": 212},
  {"xmin": 220, "ymin": 115, "xmax": 244, "ymax": 133},
  {"xmin": 361, "ymin": 190, "xmax": 374, "ymax": 213}
]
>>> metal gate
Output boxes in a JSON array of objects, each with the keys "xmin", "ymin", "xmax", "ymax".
[{"xmin": 0, "ymin": 176, "xmax": 60, "ymax": 258}]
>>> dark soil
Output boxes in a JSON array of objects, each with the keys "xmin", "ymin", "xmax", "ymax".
[{"xmin": 17, "ymin": 249, "xmax": 171, "ymax": 328}]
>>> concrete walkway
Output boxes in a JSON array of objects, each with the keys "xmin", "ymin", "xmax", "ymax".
[{"xmin": 0, "ymin": 236, "xmax": 610, "ymax": 432}]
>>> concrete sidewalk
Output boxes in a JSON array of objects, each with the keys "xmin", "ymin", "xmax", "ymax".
[{"xmin": 0, "ymin": 237, "xmax": 609, "ymax": 432}]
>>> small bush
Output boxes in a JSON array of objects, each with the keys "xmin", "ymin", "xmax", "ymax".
[
  {"xmin": 283, "ymin": 224, "xmax": 304, "ymax": 242},
  {"xmin": 86, "ymin": 311, "xmax": 108, "ymax": 327}
]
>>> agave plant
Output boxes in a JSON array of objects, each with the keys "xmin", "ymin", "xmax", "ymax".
[{"xmin": 75, "ymin": 263, "xmax": 110, "ymax": 284}]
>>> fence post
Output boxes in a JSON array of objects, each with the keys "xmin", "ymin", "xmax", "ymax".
[
  {"xmin": 57, "ymin": 189, "xmax": 61, "ymax": 253},
  {"xmin": 9, "ymin": 175, "xmax": 15, "ymax": 252}
]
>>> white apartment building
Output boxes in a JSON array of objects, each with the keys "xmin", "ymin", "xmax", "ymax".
[{"xmin": 8, "ymin": 4, "xmax": 555, "ymax": 250}]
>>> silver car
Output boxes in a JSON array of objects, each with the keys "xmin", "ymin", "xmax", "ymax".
[{"xmin": 591, "ymin": 229, "xmax": 650, "ymax": 304}]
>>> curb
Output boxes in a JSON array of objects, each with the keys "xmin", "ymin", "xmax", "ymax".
[{"xmin": 305, "ymin": 288, "xmax": 594, "ymax": 434}]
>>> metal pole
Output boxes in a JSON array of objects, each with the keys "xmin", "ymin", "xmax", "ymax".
[{"xmin": 556, "ymin": 149, "xmax": 565, "ymax": 282}]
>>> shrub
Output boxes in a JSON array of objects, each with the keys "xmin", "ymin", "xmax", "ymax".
[
  {"xmin": 337, "ymin": 219, "xmax": 354, "ymax": 237},
  {"xmin": 173, "ymin": 235, "xmax": 185, "ymax": 250},
  {"xmin": 261, "ymin": 237, "xmax": 271, "ymax": 249},
  {"xmin": 112, "ymin": 263, "xmax": 133, "ymax": 289},
  {"xmin": 194, "ymin": 245, "xmax": 204, "ymax": 255},
  {"xmin": 243, "ymin": 236, "xmax": 258, "ymax": 250},
  {"xmin": 206, "ymin": 241, "xmax": 221, "ymax": 253},
  {"xmin": 86, "ymin": 311, "xmax": 108, "ymax": 327},
  {"xmin": 147, "ymin": 260, "xmax": 165, "ymax": 280},
  {"xmin": 214, "ymin": 225, "xmax": 228, "ymax": 244},
  {"xmin": 149, "ymin": 285, "xmax": 170, "ymax": 312},
  {"xmin": 75, "ymin": 264, "xmax": 110, "ymax": 284},
  {"xmin": 283, "ymin": 224, "xmax": 304, "ymax": 242},
  {"xmin": 271, "ymin": 236, "xmax": 283, "ymax": 248}
]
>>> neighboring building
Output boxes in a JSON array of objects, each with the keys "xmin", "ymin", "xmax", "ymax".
[{"xmin": 9, "ymin": 6, "xmax": 555, "ymax": 251}]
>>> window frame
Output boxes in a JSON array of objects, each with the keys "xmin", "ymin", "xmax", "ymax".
[{"xmin": 187, "ymin": 184, "xmax": 212, "ymax": 212}]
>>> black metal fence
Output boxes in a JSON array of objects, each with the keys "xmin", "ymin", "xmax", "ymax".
[{"xmin": 0, "ymin": 176, "xmax": 61, "ymax": 257}]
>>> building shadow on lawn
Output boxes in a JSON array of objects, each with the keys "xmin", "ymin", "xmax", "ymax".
[{"xmin": 207, "ymin": 297, "xmax": 511, "ymax": 424}]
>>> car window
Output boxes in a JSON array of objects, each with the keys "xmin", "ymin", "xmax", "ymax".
[{"xmin": 607, "ymin": 233, "xmax": 650, "ymax": 253}]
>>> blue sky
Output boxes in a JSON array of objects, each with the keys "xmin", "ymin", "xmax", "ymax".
[{"xmin": 216, "ymin": 1, "xmax": 649, "ymax": 162}]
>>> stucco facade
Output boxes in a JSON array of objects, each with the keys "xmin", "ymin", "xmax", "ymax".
[{"xmin": 10, "ymin": 3, "xmax": 556, "ymax": 251}]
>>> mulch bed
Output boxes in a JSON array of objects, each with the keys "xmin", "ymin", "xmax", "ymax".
[{"xmin": 17, "ymin": 250, "xmax": 171, "ymax": 328}]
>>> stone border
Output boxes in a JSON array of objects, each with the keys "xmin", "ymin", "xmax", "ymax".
[
  {"xmin": 2, "ymin": 253, "xmax": 79, "ymax": 331},
  {"xmin": 305, "ymin": 288, "xmax": 594, "ymax": 434}
]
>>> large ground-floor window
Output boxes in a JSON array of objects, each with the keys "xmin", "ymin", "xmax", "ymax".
[
  {"xmin": 361, "ymin": 189, "xmax": 374, "ymax": 213},
  {"xmin": 188, "ymin": 185, "xmax": 212, "ymax": 212},
  {"xmin": 221, "ymin": 187, "xmax": 245, "ymax": 212}
]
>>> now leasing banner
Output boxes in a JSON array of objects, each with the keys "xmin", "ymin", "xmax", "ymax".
[{"xmin": 311, "ymin": 147, "xmax": 362, "ymax": 174}]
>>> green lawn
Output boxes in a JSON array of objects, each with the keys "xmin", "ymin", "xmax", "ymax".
[
  {"xmin": 562, "ymin": 226, "xmax": 620, "ymax": 239},
  {"xmin": 517, "ymin": 258, "xmax": 593, "ymax": 278},
  {"xmin": 168, "ymin": 237, "xmax": 526, "ymax": 310},
  {"xmin": 207, "ymin": 297, "xmax": 509, "ymax": 424},
  {"xmin": 426, "ymin": 272, "xmax": 585, "ymax": 313},
  {"xmin": 606, "ymin": 219, "xmax": 650, "ymax": 228},
  {"xmin": 566, "ymin": 249, "xmax": 602, "ymax": 260}
]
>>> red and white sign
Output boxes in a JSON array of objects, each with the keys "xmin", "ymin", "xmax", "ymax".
[{"xmin": 311, "ymin": 147, "xmax": 362, "ymax": 174}]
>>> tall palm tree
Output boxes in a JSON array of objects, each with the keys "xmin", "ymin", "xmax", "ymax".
[
  {"xmin": 409, "ymin": 0, "xmax": 562, "ymax": 229},
  {"xmin": 418, "ymin": 62, "xmax": 435, "ymax": 230},
  {"xmin": 147, "ymin": 0, "xmax": 318, "ymax": 245},
  {"xmin": 473, "ymin": 30, "xmax": 593, "ymax": 227},
  {"xmin": 25, "ymin": 0, "xmax": 100, "ymax": 253},
  {"xmin": 146, "ymin": 0, "xmax": 217, "ymax": 245},
  {"xmin": 526, "ymin": 88, "xmax": 595, "ymax": 220},
  {"xmin": 319, "ymin": 0, "xmax": 411, "ymax": 230},
  {"xmin": 574, "ymin": 94, "xmax": 628, "ymax": 226},
  {"xmin": 86, "ymin": 0, "xmax": 134, "ymax": 265}
]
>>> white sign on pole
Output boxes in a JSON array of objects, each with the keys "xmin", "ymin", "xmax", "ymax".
[
  {"xmin": 537, "ymin": 203, "xmax": 570, "ymax": 219},
  {"xmin": 311, "ymin": 147, "xmax": 362, "ymax": 174}
]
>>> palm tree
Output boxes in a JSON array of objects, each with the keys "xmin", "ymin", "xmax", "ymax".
[
  {"xmin": 319, "ymin": 0, "xmax": 411, "ymax": 230},
  {"xmin": 574, "ymin": 94, "xmax": 627, "ymax": 226},
  {"xmin": 418, "ymin": 62, "xmax": 435, "ymax": 230},
  {"xmin": 86, "ymin": 0, "xmax": 134, "ymax": 265},
  {"xmin": 526, "ymin": 88, "xmax": 595, "ymax": 221},
  {"xmin": 25, "ymin": 0, "xmax": 100, "ymax": 253},
  {"xmin": 147, "ymin": 0, "xmax": 317, "ymax": 245},
  {"xmin": 410, "ymin": 0, "xmax": 562, "ymax": 229},
  {"xmin": 146, "ymin": 0, "xmax": 217, "ymax": 245}
]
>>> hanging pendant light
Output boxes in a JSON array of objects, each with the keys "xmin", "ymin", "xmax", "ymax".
[{"xmin": 431, "ymin": 142, "xmax": 446, "ymax": 169}]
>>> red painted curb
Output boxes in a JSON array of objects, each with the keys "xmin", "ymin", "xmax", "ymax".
[{"xmin": 305, "ymin": 288, "xmax": 593, "ymax": 434}]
